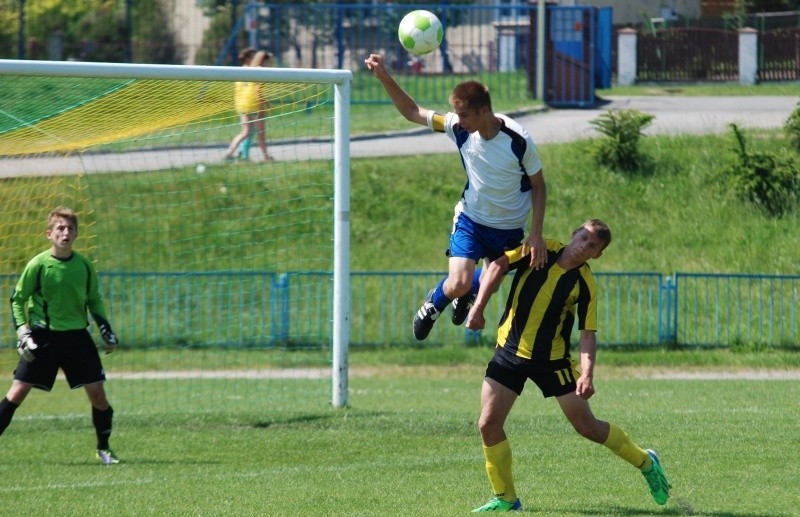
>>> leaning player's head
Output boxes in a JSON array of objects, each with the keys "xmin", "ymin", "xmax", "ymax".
[
  {"xmin": 573, "ymin": 218, "xmax": 612, "ymax": 252},
  {"xmin": 48, "ymin": 206, "xmax": 79, "ymax": 232},
  {"xmin": 449, "ymin": 81, "xmax": 492, "ymax": 113}
]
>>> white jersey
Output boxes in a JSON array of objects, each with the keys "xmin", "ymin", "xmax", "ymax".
[{"xmin": 430, "ymin": 112, "xmax": 542, "ymax": 230}]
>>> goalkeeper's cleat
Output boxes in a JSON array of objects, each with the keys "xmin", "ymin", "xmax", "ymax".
[
  {"xmin": 413, "ymin": 289, "xmax": 442, "ymax": 341},
  {"xmin": 451, "ymin": 292, "xmax": 476, "ymax": 326},
  {"xmin": 96, "ymin": 449, "xmax": 120, "ymax": 465},
  {"xmin": 472, "ymin": 497, "xmax": 522, "ymax": 512},
  {"xmin": 642, "ymin": 449, "xmax": 669, "ymax": 505}
]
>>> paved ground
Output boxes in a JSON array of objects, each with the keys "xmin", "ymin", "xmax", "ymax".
[
  {"xmin": 350, "ymin": 95, "xmax": 798, "ymax": 157},
  {"xmin": 1, "ymin": 96, "xmax": 796, "ymax": 176}
]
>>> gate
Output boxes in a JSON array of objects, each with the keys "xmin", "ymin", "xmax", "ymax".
[{"xmin": 528, "ymin": 5, "xmax": 611, "ymax": 108}]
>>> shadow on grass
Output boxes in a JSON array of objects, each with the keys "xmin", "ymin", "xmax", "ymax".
[{"xmin": 560, "ymin": 501, "xmax": 782, "ymax": 517}]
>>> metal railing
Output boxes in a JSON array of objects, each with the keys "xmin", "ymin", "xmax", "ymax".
[{"xmin": 3, "ymin": 271, "xmax": 797, "ymax": 349}]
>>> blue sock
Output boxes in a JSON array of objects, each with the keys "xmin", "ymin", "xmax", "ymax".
[
  {"xmin": 470, "ymin": 268, "xmax": 482, "ymax": 295},
  {"xmin": 431, "ymin": 278, "xmax": 450, "ymax": 311}
]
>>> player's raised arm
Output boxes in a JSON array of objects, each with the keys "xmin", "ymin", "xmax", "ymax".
[{"xmin": 364, "ymin": 53, "xmax": 428, "ymax": 126}]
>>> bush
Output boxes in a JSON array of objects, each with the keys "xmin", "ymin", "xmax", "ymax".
[
  {"xmin": 784, "ymin": 100, "xmax": 800, "ymax": 151},
  {"xmin": 0, "ymin": 0, "xmax": 182, "ymax": 64},
  {"xmin": 589, "ymin": 109, "xmax": 655, "ymax": 172},
  {"xmin": 722, "ymin": 124, "xmax": 800, "ymax": 217}
]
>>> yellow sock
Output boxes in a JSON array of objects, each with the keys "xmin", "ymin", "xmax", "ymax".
[
  {"xmin": 483, "ymin": 439, "xmax": 517, "ymax": 502},
  {"xmin": 603, "ymin": 423, "xmax": 652, "ymax": 470}
]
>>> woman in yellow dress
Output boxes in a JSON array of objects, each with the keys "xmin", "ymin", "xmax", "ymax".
[{"xmin": 225, "ymin": 48, "xmax": 273, "ymax": 162}]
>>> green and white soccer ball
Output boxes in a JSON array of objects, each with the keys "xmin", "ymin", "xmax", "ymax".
[{"xmin": 398, "ymin": 10, "xmax": 443, "ymax": 56}]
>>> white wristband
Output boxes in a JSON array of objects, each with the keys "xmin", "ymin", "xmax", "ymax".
[{"xmin": 426, "ymin": 110, "xmax": 435, "ymax": 130}]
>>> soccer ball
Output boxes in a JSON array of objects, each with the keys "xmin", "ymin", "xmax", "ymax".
[{"xmin": 398, "ymin": 10, "xmax": 443, "ymax": 56}]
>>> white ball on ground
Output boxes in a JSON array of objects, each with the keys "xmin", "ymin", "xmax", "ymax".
[{"xmin": 196, "ymin": 163, "xmax": 206, "ymax": 174}]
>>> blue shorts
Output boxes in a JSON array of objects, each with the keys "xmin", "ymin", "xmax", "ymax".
[{"xmin": 447, "ymin": 212, "xmax": 524, "ymax": 263}]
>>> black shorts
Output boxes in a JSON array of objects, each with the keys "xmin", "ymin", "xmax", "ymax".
[
  {"xmin": 485, "ymin": 345, "xmax": 580, "ymax": 398},
  {"xmin": 14, "ymin": 329, "xmax": 106, "ymax": 392}
]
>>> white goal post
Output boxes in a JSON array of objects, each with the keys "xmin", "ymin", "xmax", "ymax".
[{"xmin": 0, "ymin": 59, "xmax": 352, "ymax": 409}]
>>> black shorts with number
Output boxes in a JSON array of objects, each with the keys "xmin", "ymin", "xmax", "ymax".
[
  {"xmin": 14, "ymin": 329, "xmax": 106, "ymax": 392},
  {"xmin": 485, "ymin": 345, "xmax": 580, "ymax": 398}
]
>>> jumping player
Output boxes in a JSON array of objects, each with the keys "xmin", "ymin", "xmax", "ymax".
[{"xmin": 364, "ymin": 53, "xmax": 548, "ymax": 341}]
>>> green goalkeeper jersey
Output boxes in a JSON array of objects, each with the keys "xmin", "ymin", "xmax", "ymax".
[{"xmin": 10, "ymin": 250, "xmax": 110, "ymax": 332}]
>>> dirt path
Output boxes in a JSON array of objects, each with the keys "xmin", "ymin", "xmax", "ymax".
[{"xmin": 108, "ymin": 365, "xmax": 800, "ymax": 380}]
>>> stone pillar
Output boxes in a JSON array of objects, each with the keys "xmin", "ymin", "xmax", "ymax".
[
  {"xmin": 617, "ymin": 28, "xmax": 637, "ymax": 86},
  {"xmin": 738, "ymin": 27, "xmax": 758, "ymax": 86}
]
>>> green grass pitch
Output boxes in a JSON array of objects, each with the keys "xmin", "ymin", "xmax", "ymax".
[{"xmin": 0, "ymin": 358, "xmax": 797, "ymax": 516}]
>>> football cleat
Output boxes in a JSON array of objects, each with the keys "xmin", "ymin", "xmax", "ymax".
[
  {"xmin": 412, "ymin": 289, "xmax": 441, "ymax": 341},
  {"xmin": 96, "ymin": 449, "xmax": 120, "ymax": 465},
  {"xmin": 642, "ymin": 449, "xmax": 669, "ymax": 505},
  {"xmin": 451, "ymin": 292, "xmax": 476, "ymax": 326},
  {"xmin": 472, "ymin": 497, "xmax": 522, "ymax": 512}
]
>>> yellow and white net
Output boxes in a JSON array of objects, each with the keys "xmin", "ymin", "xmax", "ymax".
[{"xmin": 0, "ymin": 61, "xmax": 347, "ymax": 417}]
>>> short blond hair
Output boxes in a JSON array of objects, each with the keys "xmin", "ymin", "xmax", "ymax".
[{"xmin": 48, "ymin": 206, "xmax": 78, "ymax": 230}]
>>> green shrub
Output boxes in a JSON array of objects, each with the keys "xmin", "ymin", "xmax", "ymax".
[
  {"xmin": 784, "ymin": 100, "xmax": 800, "ymax": 151},
  {"xmin": 589, "ymin": 109, "xmax": 655, "ymax": 172},
  {"xmin": 722, "ymin": 124, "xmax": 800, "ymax": 217},
  {"xmin": 0, "ymin": 0, "xmax": 182, "ymax": 63}
]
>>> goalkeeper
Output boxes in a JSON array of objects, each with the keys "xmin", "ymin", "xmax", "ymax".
[{"xmin": 1, "ymin": 206, "xmax": 121, "ymax": 465}]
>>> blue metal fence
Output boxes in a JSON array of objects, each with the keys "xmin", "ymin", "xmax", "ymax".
[
  {"xmin": 673, "ymin": 272, "xmax": 800, "ymax": 348},
  {"xmin": 226, "ymin": 2, "xmax": 612, "ymax": 108},
  {"xmin": 3, "ymin": 271, "xmax": 797, "ymax": 349}
]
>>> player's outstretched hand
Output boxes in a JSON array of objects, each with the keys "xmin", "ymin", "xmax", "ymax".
[
  {"xmin": 99, "ymin": 323, "xmax": 119, "ymax": 354},
  {"xmin": 523, "ymin": 234, "xmax": 548, "ymax": 270},
  {"xmin": 15, "ymin": 325, "xmax": 38, "ymax": 362},
  {"xmin": 465, "ymin": 308, "xmax": 485, "ymax": 331},
  {"xmin": 364, "ymin": 54, "xmax": 385, "ymax": 74}
]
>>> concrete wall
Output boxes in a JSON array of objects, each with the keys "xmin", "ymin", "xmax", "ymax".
[{"xmin": 172, "ymin": 0, "xmax": 210, "ymax": 65}]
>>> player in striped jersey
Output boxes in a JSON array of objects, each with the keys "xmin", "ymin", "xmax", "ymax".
[
  {"xmin": 2, "ymin": 207, "xmax": 121, "ymax": 465},
  {"xmin": 364, "ymin": 53, "xmax": 548, "ymax": 341},
  {"xmin": 466, "ymin": 219, "xmax": 670, "ymax": 511}
]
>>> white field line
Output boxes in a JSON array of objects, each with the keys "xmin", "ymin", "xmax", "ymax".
[
  {"xmin": 648, "ymin": 370, "xmax": 800, "ymax": 380},
  {"xmin": 0, "ymin": 478, "xmax": 156, "ymax": 492},
  {"xmin": 44, "ymin": 367, "xmax": 800, "ymax": 381},
  {"xmin": 110, "ymin": 368, "xmax": 330, "ymax": 380}
]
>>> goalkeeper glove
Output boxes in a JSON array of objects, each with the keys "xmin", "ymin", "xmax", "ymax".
[
  {"xmin": 16, "ymin": 325, "xmax": 38, "ymax": 362},
  {"xmin": 98, "ymin": 323, "xmax": 118, "ymax": 353}
]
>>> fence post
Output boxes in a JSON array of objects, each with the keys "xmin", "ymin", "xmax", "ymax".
[
  {"xmin": 738, "ymin": 27, "xmax": 758, "ymax": 85},
  {"xmin": 464, "ymin": 328, "xmax": 482, "ymax": 346},
  {"xmin": 617, "ymin": 27, "xmax": 637, "ymax": 86},
  {"xmin": 276, "ymin": 273, "xmax": 290, "ymax": 343},
  {"xmin": 659, "ymin": 275, "xmax": 677, "ymax": 345}
]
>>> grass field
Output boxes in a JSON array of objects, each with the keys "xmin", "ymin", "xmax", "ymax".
[
  {"xmin": 1, "ymin": 348, "xmax": 798, "ymax": 516},
  {"xmin": 1, "ymin": 75, "xmax": 798, "ymax": 514}
]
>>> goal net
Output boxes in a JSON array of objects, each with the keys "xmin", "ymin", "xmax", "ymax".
[{"xmin": 0, "ymin": 60, "xmax": 351, "ymax": 423}]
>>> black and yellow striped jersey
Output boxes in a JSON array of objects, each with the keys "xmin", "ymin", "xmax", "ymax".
[{"xmin": 496, "ymin": 239, "xmax": 597, "ymax": 361}]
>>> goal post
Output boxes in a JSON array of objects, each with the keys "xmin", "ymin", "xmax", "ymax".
[{"xmin": 0, "ymin": 59, "xmax": 351, "ymax": 411}]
